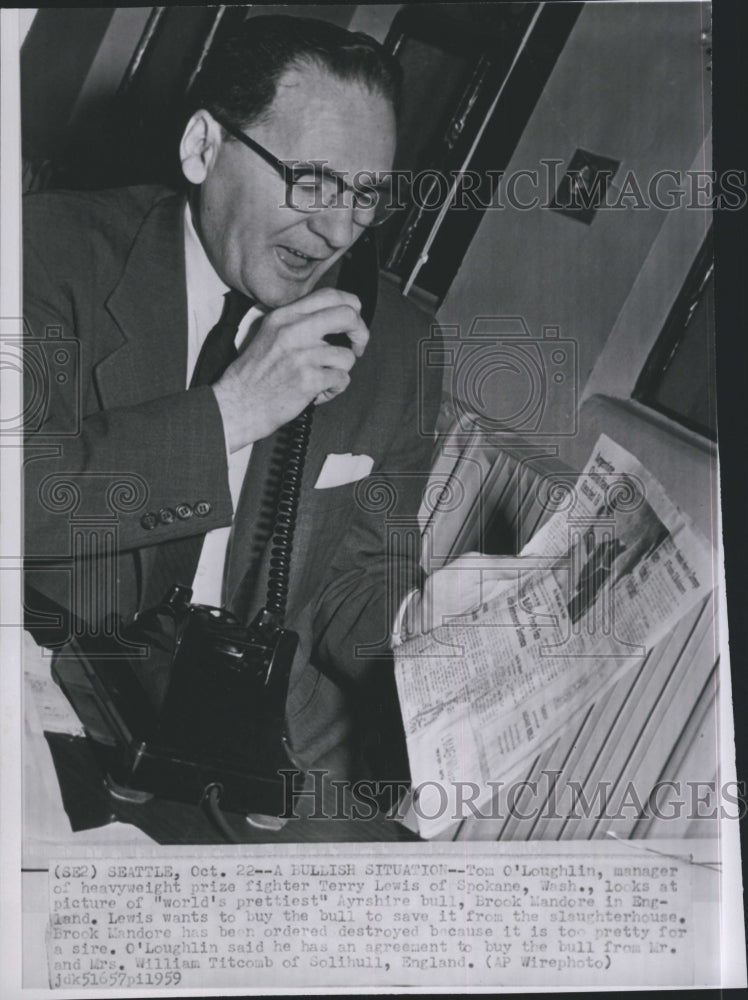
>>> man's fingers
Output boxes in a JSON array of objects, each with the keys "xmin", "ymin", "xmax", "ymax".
[
  {"xmin": 336, "ymin": 320, "xmax": 368, "ymax": 358},
  {"xmin": 313, "ymin": 369, "xmax": 350, "ymax": 404},
  {"xmin": 445, "ymin": 552, "xmax": 522, "ymax": 581},
  {"xmin": 216, "ymin": 287, "xmax": 368, "ymax": 448},
  {"xmin": 411, "ymin": 554, "xmax": 525, "ymax": 637},
  {"xmin": 271, "ymin": 287, "xmax": 362, "ymax": 322},
  {"xmin": 303, "ymin": 344, "xmax": 357, "ymax": 373},
  {"xmin": 276, "ymin": 305, "xmax": 369, "ymax": 356}
]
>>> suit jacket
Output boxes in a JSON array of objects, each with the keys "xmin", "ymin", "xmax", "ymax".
[{"xmin": 23, "ymin": 185, "xmax": 442, "ymax": 775}]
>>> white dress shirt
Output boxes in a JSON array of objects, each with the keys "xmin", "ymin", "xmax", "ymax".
[{"xmin": 183, "ymin": 205, "xmax": 262, "ymax": 606}]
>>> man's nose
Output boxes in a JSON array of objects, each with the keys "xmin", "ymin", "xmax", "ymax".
[{"xmin": 306, "ymin": 205, "xmax": 358, "ymax": 250}]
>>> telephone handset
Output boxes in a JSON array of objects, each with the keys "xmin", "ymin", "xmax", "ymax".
[
  {"xmin": 337, "ymin": 227, "xmax": 379, "ymax": 329},
  {"xmin": 52, "ymin": 230, "xmax": 380, "ymax": 828}
]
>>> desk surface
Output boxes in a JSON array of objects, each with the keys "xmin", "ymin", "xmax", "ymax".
[{"xmin": 42, "ymin": 731, "xmax": 419, "ymax": 847}]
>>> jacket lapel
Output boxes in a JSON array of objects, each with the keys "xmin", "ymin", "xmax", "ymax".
[
  {"xmin": 94, "ymin": 192, "xmax": 188, "ymax": 610},
  {"xmin": 96, "ymin": 193, "xmax": 188, "ymax": 409}
]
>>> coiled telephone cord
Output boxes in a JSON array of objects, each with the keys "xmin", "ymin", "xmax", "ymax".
[{"xmin": 264, "ymin": 403, "xmax": 314, "ymax": 624}]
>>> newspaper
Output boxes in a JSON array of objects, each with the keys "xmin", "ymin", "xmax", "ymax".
[{"xmin": 394, "ymin": 435, "xmax": 716, "ymax": 838}]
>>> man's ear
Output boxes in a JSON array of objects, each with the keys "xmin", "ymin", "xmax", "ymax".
[{"xmin": 179, "ymin": 110, "xmax": 220, "ymax": 185}]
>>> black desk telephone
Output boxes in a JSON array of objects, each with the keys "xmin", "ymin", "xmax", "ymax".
[{"xmin": 51, "ymin": 232, "xmax": 379, "ymax": 829}]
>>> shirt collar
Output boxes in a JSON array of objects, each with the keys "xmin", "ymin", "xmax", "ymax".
[{"xmin": 183, "ymin": 201, "xmax": 229, "ymax": 308}]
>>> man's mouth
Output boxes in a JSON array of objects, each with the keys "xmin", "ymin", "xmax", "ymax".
[{"xmin": 275, "ymin": 245, "xmax": 324, "ymax": 273}]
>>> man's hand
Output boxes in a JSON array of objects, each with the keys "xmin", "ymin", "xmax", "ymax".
[
  {"xmin": 401, "ymin": 552, "xmax": 521, "ymax": 642},
  {"xmin": 212, "ymin": 287, "xmax": 368, "ymax": 452}
]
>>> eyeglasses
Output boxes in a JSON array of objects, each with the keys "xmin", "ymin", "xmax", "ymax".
[{"xmin": 213, "ymin": 112, "xmax": 397, "ymax": 228}]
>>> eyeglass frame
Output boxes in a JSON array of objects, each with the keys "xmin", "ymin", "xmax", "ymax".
[{"xmin": 211, "ymin": 110, "xmax": 394, "ymax": 228}]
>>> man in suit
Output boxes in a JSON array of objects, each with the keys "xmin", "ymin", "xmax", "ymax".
[{"xmin": 23, "ymin": 16, "xmax": 441, "ymax": 790}]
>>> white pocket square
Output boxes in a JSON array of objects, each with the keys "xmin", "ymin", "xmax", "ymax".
[{"xmin": 314, "ymin": 453, "xmax": 374, "ymax": 489}]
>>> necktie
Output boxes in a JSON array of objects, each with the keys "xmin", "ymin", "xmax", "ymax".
[
  {"xmin": 142, "ymin": 289, "xmax": 252, "ymax": 609},
  {"xmin": 190, "ymin": 289, "xmax": 253, "ymax": 387}
]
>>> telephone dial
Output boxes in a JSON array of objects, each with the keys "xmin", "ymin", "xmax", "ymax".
[{"xmin": 51, "ymin": 231, "xmax": 379, "ymax": 830}]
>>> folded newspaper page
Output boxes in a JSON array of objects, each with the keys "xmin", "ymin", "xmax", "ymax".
[{"xmin": 394, "ymin": 435, "xmax": 716, "ymax": 838}]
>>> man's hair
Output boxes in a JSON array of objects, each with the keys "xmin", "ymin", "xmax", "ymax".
[{"xmin": 188, "ymin": 14, "xmax": 402, "ymax": 128}]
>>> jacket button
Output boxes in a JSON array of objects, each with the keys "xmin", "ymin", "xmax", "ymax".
[
  {"xmin": 175, "ymin": 503, "xmax": 193, "ymax": 520},
  {"xmin": 158, "ymin": 507, "xmax": 176, "ymax": 525},
  {"xmin": 140, "ymin": 512, "xmax": 158, "ymax": 530},
  {"xmin": 194, "ymin": 500, "xmax": 212, "ymax": 517}
]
